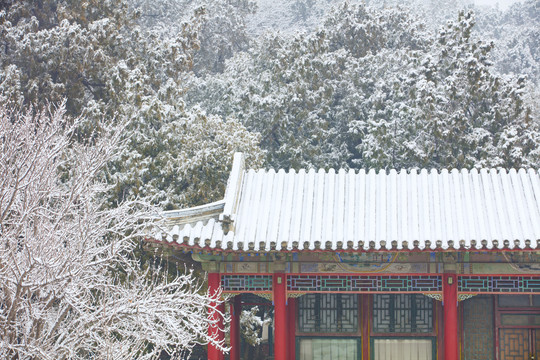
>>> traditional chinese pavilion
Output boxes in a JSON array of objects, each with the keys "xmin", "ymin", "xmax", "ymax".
[{"xmin": 150, "ymin": 153, "xmax": 540, "ymax": 360}]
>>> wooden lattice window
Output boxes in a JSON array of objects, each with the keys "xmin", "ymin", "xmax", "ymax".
[
  {"xmin": 498, "ymin": 294, "xmax": 540, "ymax": 308},
  {"xmin": 372, "ymin": 338, "xmax": 434, "ymax": 360},
  {"xmin": 298, "ymin": 294, "xmax": 358, "ymax": 333},
  {"xmin": 373, "ymin": 294, "xmax": 433, "ymax": 334},
  {"xmin": 463, "ymin": 295, "xmax": 494, "ymax": 360},
  {"xmin": 298, "ymin": 338, "xmax": 360, "ymax": 360}
]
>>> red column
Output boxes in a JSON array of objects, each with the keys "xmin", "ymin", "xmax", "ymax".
[
  {"xmin": 361, "ymin": 295, "xmax": 370, "ymax": 360},
  {"xmin": 217, "ymin": 302, "xmax": 225, "ymax": 360},
  {"xmin": 208, "ymin": 273, "xmax": 224, "ymax": 360},
  {"xmin": 287, "ymin": 297, "xmax": 297, "ymax": 360},
  {"xmin": 229, "ymin": 295, "xmax": 242, "ymax": 360},
  {"xmin": 443, "ymin": 274, "xmax": 458, "ymax": 360},
  {"xmin": 273, "ymin": 273, "xmax": 288, "ymax": 360},
  {"xmin": 436, "ymin": 300, "xmax": 444, "ymax": 360}
]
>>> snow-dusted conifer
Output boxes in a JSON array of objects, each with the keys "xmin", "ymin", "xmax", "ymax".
[
  {"xmin": 475, "ymin": 0, "xmax": 540, "ymax": 85},
  {"xmin": 0, "ymin": 0, "xmax": 264, "ymax": 209},
  {"xmin": 189, "ymin": 3, "xmax": 539, "ymax": 170},
  {"xmin": 130, "ymin": 0, "xmax": 256, "ymax": 75}
]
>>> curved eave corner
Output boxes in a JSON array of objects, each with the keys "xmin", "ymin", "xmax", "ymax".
[{"xmin": 147, "ymin": 152, "xmax": 245, "ymax": 252}]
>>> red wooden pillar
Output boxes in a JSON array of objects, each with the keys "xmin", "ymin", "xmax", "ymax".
[
  {"xmin": 273, "ymin": 273, "xmax": 288, "ymax": 360},
  {"xmin": 218, "ymin": 302, "xmax": 225, "ymax": 360},
  {"xmin": 229, "ymin": 295, "xmax": 241, "ymax": 360},
  {"xmin": 287, "ymin": 297, "xmax": 297, "ymax": 360},
  {"xmin": 436, "ymin": 299, "xmax": 445, "ymax": 360},
  {"xmin": 208, "ymin": 273, "xmax": 225, "ymax": 360},
  {"xmin": 443, "ymin": 274, "xmax": 458, "ymax": 360},
  {"xmin": 361, "ymin": 294, "xmax": 371, "ymax": 360}
]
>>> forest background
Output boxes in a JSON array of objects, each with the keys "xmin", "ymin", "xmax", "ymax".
[
  {"xmin": 1, "ymin": 0, "xmax": 539, "ymax": 210},
  {"xmin": 0, "ymin": 0, "xmax": 539, "ymax": 358}
]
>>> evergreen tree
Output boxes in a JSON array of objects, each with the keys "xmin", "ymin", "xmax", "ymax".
[
  {"xmin": 474, "ymin": 0, "xmax": 540, "ymax": 85},
  {"xmin": 0, "ymin": 0, "xmax": 264, "ymax": 209},
  {"xmin": 188, "ymin": 3, "xmax": 539, "ymax": 170},
  {"xmin": 351, "ymin": 10, "xmax": 540, "ymax": 169},
  {"xmin": 130, "ymin": 0, "xmax": 256, "ymax": 75}
]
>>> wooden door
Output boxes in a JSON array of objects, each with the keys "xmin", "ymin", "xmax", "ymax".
[{"xmin": 499, "ymin": 329, "xmax": 539, "ymax": 360}]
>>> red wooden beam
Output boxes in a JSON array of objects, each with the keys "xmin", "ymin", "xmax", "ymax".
[
  {"xmin": 443, "ymin": 274, "xmax": 459, "ymax": 360},
  {"xmin": 208, "ymin": 273, "xmax": 225, "ymax": 360},
  {"xmin": 229, "ymin": 295, "xmax": 241, "ymax": 360},
  {"xmin": 273, "ymin": 273, "xmax": 288, "ymax": 360}
]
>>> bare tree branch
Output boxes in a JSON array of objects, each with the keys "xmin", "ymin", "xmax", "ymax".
[{"xmin": 0, "ymin": 104, "xmax": 229, "ymax": 360}]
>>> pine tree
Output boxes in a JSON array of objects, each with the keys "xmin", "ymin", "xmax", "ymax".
[
  {"xmin": 474, "ymin": 0, "xmax": 540, "ymax": 85},
  {"xmin": 187, "ymin": 3, "xmax": 539, "ymax": 170},
  {"xmin": 0, "ymin": 0, "xmax": 264, "ymax": 209}
]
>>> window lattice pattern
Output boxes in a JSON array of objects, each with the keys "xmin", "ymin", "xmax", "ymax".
[
  {"xmin": 463, "ymin": 296, "xmax": 494, "ymax": 360},
  {"xmin": 373, "ymin": 339, "xmax": 433, "ymax": 360},
  {"xmin": 288, "ymin": 275, "xmax": 442, "ymax": 292},
  {"xmin": 221, "ymin": 275, "xmax": 272, "ymax": 291},
  {"xmin": 459, "ymin": 276, "xmax": 540, "ymax": 293},
  {"xmin": 373, "ymin": 294, "xmax": 433, "ymax": 333},
  {"xmin": 299, "ymin": 338, "xmax": 359, "ymax": 360},
  {"xmin": 499, "ymin": 329, "xmax": 530, "ymax": 360},
  {"xmin": 298, "ymin": 294, "xmax": 358, "ymax": 333}
]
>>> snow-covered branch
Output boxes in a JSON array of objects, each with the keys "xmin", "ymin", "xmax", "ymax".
[{"xmin": 0, "ymin": 104, "xmax": 228, "ymax": 360}]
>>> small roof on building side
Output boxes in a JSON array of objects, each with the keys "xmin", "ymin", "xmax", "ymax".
[{"xmin": 152, "ymin": 153, "xmax": 540, "ymax": 252}]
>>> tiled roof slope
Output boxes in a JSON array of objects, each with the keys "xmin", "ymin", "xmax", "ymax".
[{"xmin": 154, "ymin": 153, "xmax": 540, "ymax": 252}]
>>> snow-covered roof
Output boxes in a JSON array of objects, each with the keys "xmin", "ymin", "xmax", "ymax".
[{"xmin": 153, "ymin": 153, "xmax": 540, "ymax": 252}]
